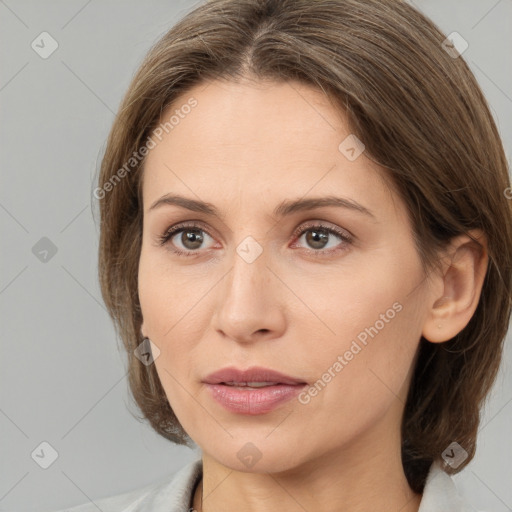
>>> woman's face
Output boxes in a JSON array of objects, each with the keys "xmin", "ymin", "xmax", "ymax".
[{"xmin": 138, "ymin": 78, "xmax": 436, "ymax": 472}]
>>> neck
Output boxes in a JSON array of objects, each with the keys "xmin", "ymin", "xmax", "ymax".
[{"xmin": 192, "ymin": 434, "xmax": 422, "ymax": 512}]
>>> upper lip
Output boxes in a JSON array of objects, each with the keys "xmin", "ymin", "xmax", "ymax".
[{"xmin": 202, "ymin": 366, "xmax": 307, "ymax": 385}]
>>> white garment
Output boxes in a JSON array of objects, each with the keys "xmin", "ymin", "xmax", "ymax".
[{"xmin": 52, "ymin": 458, "xmax": 479, "ymax": 512}]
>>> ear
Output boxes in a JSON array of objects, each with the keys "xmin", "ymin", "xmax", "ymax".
[
  {"xmin": 422, "ymin": 229, "xmax": 488, "ymax": 343},
  {"xmin": 140, "ymin": 319, "xmax": 147, "ymax": 339}
]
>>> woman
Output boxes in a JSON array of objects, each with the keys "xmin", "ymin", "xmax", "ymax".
[{"xmin": 58, "ymin": 0, "xmax": 512, "ymax": 510}]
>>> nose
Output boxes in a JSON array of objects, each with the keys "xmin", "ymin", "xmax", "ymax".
[{"xmin": 211, "ymin": 244, "xmax": 286, "ymax": 345}]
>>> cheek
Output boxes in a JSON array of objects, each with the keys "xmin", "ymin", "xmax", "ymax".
[
  {"xmin": 290, "ymin": 303, "xmax": 421, "ymax": 457},
  {"xmin": 304, "ymin": 300, "xmax": 417, "ymax": 395},
  {"xmin": 138, "ymin": 248, "xmax": 213, "ymax": 338},
  {"xmin": 138, "ymin": 253, "xmax": 205, "ymax": 397},
  {"xmin": 301, "ymin": 261, "xmax": 425, "ymax": 411}
]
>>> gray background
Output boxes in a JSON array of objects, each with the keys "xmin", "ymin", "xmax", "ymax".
[{"xmin": 0, "ymin": 1, "xmax": 511, "ymax": 511}]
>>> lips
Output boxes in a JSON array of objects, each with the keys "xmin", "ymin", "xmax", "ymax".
[
  {"xmin": 202, "ymin": 366, "xmax": 308, "ymax": 415},
  {"xmin": 203, "ymin": 366, "xmax": 307, "ymax": 386}
]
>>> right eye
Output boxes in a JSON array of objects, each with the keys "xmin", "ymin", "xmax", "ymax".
[{"xmin": 157, "ymin": 222, "xmax": 216, "ymax": 257}]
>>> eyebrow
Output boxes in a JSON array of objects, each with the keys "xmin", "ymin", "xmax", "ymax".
[{"xmin": 148, "ymin": 193, "xmax": 375, "ymax": 219}]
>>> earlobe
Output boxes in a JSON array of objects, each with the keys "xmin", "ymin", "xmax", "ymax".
[{"xmin": 422, "ymin": 230, "xmax": 488, "ymax": 343}]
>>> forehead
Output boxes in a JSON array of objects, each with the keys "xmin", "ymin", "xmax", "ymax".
[{"xmin": 141, "ymin": 78, "xmax": 401, "ymax": 220}]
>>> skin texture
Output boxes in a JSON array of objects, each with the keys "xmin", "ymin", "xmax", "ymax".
[{"xmin": 138, "ymin": 78, "xmax": 488, "ymax": 512}]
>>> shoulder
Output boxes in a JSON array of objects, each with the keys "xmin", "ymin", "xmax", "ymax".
[
  {"xmin": 51, "ymin": 457, "xmax": 203, "ymax": 512},
  {"xmin": 419, "ymin": 461, "xmax": 485, "ymax": 512}
]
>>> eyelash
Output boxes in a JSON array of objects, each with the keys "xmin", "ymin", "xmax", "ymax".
[{"xmin": 156, "ymin": 221, "xmax": 353, "ymax": 258}]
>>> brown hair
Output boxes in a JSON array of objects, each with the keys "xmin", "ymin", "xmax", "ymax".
[{"xmin": 95, "ymin": 0, "xmax": 512, "ymax": 493}]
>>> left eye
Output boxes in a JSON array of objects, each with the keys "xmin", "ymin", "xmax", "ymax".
[{"xmin": 293, "ymin": 224, "xmax": 352, "ymax": 253}]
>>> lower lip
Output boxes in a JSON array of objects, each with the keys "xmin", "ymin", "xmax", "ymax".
[{"xmin": 204, "ymin": 383, "xmax": 307, "ymax": 415}]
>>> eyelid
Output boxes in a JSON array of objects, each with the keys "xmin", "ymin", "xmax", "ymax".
[{"xmin": 291, "ymin": 220, "xmax": 354, "ymax": 242}]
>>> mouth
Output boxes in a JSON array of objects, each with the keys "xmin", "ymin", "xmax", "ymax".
[
  {"xmin": 220, "ymin": 381, "xmax": 286, "ymax": 388},
  {"xmin": 202, "ymin": 366, "xmax": 307, "ymax": 386},
  {"xmin": 202, "ymin": 366, "xmax": 308, "ymax": 414}
]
